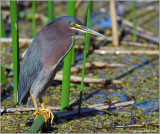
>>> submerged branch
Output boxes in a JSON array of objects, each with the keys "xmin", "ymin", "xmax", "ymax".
[
  {"xmin": 124, "ymin": 27, "xmax": 159, "ymax": 43},
  {"xmin": 58, "ymin": 62, "xmax": 127, "ymax": 74},
  {"xmin": 121, "ymin": 41, "xmax": 158, "ymax": 49},
  {"xmin": 117, "ymin": 16, "xmax": 154, "ymax": 36},
  {"xmin": 94, "ymin": 49, "xmax": 159, "ymax": 55},
  {"xmin": 0, "ymin": 106, "xmax": 60, "ymax": 113},
  {"xmin": 115, "ymin": 124, "xmax": 159, "ymax": 128},
  {"xmin": 54, "ymin": 100, "xmax": 135, "ymax": 118},
  {"xmin": 54, "ymin": 74, "xmax": 123, "ymax": 85}
]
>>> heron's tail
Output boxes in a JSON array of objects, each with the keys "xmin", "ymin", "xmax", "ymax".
[{"xmin": 17, "ymin": 90, "xmax": 30, "ymax": 105}]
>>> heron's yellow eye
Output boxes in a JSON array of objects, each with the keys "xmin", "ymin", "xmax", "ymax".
[
  {"xmin": 71, "ymin": 23, "xmax": 81, "ymax": 27},
  {"xmin": 71, "ymin": 23, "xmax": 76, "ymax": 27}
]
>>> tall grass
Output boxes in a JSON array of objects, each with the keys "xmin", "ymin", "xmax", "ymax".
[
  {"xmin": 48, "ymin": 1, "xmax": 55, "ymax": 22},
  {"xmin": 1, "ymin": 15, "xmax": 8, "ymax": 85},
  {"xmin": 1, "ymin": 15, "xmax": 6, "ymax": 37},
  {"xmin": 78, "ymin": 1, "xmax": 92, "ymax": 114},
  {"xmin": 10, "ymin": 1, "xmax": 19, "ymax": 104},
  {"xmin": 61, "ymin": 1, "xmax": 76, "ymax": 110},
  {"xmin": 86, "ymin": 1, "xmax": 93, "ymax": 52},
  {"xmin": 132, "ymin": 1, "xmax": 137, "ymax": 42},
  {"xmin": 1, "ymin": 66, "xmax": 8, "ymax": 85},
  {"xmin": 32, "ymin": 1, "xmax": 36, "ymax": 38}
]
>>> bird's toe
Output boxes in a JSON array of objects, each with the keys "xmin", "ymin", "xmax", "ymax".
[{"xmin": 39, "ymin": 108, "xmax": 54, "ymax": 124}]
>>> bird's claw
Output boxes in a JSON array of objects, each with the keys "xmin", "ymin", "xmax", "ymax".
[
  {"xmin": 40, "ymin": 108, "xmax": 54, "ymax": 124},
  {"xmin": 33, "ymin": 109, "xmax": 54, "ymax": 124}
]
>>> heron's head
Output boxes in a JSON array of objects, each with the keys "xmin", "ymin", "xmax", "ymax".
[{"xmin": 52, "ymin": 16, "xmax": 106, "ymax": 38}]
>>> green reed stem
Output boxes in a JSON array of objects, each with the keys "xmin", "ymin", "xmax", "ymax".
[
  {"xmin": 78, "ymin": 7, "xmax": 92, "ymax": 115},
  {"xmin": 61, "ymin": 1, "xmax": 76, "ymax": 111},
  {"xmin": 86, "ymin": 0, "xmax": 93, "ymax": 52},
  {"xmin": 29, "ymin": 114, "xmax": 45, "ymax": 133},
  {"xmin": 68, "ymin": 1, "xmax": 76, "ymax": 65},
  {"xmin": 132, "ymin": 1, "xmax": 136, "ymax": 42},
  {"xmin": 10, "ymin": 1, "xmax": 19, "ymax": 105},
  {"xmin": 32, "ymin": 1, "xmax": 36, "ymax": 38},
  {"xmin": 1, "ymin": 65, "xmax": 8, "ymax": 85},
  {"xmin": 48, "ymin": 1, "xmax": 55, "ymax": 22},
  {"xmin": 72, "ymin": 34, "xmax": 76, "ymax": 65},
  {"xmin": 1, "ymin": 15, "xmax": 8, "ymax": 85},
  {"xmin": 1, "ymin": 15, "xmax": 6, "ymax": 37}
]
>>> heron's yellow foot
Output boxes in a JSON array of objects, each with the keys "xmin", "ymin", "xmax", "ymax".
[
  {"xmin": 33, "ymin": 109, "xmax": 54, "ymax": 124},
  {"xmin": 33, "ymin": 110, "xmax": 40, "ymax": 119},
  {"xmin": 40, "ymin": 108, "xmax": 54, "ymax": 124}
]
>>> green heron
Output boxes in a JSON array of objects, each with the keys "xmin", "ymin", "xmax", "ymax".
[{"xmin": 18, "ymin": 16, "xmax": 106, "ymax": 123}]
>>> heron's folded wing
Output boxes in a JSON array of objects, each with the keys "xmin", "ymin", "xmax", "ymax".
[{"xmin": 18, "ymin": 40, "xmax": 43, "ymax": 104}]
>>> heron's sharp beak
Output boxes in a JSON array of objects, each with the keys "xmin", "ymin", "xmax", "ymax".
[
  {"xmin": 80, "ymin": 26, "xmax": 107, "ymax": 39},
  {"xmin": 71, "ymin": 24, "xmax": 107, "ymax": 39}
]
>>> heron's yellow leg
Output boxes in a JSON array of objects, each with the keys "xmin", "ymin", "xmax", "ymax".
[
  {"xmin": 30, "ymin": 91, "xmax": 39, "ymax": 119},
  {"xmin": 39, "ymin": 98, "xmax": 54, "ymax": 124}
]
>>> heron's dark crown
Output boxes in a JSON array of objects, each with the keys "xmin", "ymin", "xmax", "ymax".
[{"xmin": 48, "ymin": 16, "xmax": 84, "ymax": 26}]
